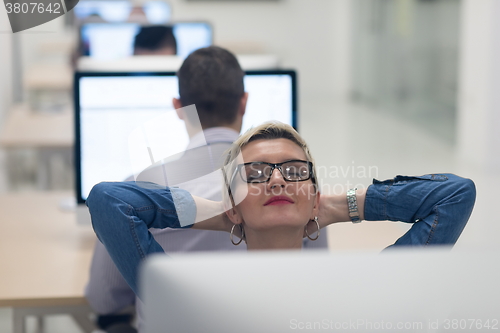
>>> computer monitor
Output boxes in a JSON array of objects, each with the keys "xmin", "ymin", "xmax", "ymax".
[
  {"xmin": 74, "ymin": 0, "xmax": 132, "ymax": 22},
  {"xmin": 74, "ymin": 0, "xmax": 171, "ymax": 24},
  {"xmin": 141, "ymin": 249, "xmax": 500, "ymax": 333},
  {"xmin": 74, "ymin": 70, "xmax": 297, "ymax": 206},
  {"xmin": 80, "ymin": 22, "xmax": 212, "ymax": 59}
]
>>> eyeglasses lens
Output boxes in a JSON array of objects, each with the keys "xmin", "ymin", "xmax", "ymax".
[
  {"xmin": 283, "ymin": 161, "xmax": 310, "ymax": 180},
  {"xmin": 241, "ymin": 161, "xmax": 310, "ymax": 183}
]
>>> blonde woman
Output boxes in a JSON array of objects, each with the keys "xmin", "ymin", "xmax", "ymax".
[{"xmin": 88, "ymin": 122, "xmax": 476, "ymax": 296}]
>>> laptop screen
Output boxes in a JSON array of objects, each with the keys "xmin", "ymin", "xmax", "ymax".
[
  {"xmin": 74, "ymin": 71, "xmax": 297, "ymax": 203},
  {"xmin": 80, "ymin": 22, "xmax": 212, "ymax": 59}
]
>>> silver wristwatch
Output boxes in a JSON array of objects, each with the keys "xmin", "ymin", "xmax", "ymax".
[{"xmin": 347, "ymin": 188, "xmax": 361, "ymax": 223}]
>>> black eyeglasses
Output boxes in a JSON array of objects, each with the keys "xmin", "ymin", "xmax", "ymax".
[{"xmin": 233, "ymin": 160, "xmax": 313, "ymax": 183}]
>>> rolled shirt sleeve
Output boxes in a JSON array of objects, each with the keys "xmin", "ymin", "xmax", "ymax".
[
  {"xmin": 364, "ymin": 174, "xmax": 476, "ymax": 246},
  {"xmin": 170, "ymin": 186, "xmax": 197, "ymax": 227},
  {"xmin": 86, "ymin": 181, "xmax": 195, "ymax": 295}
]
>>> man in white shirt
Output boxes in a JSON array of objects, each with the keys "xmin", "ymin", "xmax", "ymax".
[{"xmin": 85, "ymin": 46, "xmax": 328, "ymax": 333}]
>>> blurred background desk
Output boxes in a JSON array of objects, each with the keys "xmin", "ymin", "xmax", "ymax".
[
  {"xmin": 0, "ymin": 104, "xmax": 73, "ymax": 190},
  {"xmin": 0, "ymin": 191, "xmax": 96, "ymax": 333},
  {"xmin": 23, "ymin": 64, "xmax": 72, "ymax": 92},
  {"xmin": 0, "ymin": 104, "xmax": 72, "ymax": 148}
]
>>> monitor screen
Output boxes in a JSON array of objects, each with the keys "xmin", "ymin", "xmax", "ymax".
[
  {"xmin": 74, "ymin": 0, "xmax": 132, "ymax": 22},
  {"xmin": 75, "ymin": 71, "xmax": 297, "ymax": 203},
  {"xmin": 74, "ymin": 0, "xmax": 171, "ymax": 23},
  {"xmin": 80, "ymin": 22, "xmax": 212, "ymax": 59}
]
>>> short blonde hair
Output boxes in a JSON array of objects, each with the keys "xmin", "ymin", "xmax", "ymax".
[{"xmin": 223, "ymin": 121, "xmax": 318, "ymax": 207}]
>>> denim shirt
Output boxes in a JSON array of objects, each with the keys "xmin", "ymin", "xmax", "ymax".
[{"xmin": 87, "ymin": 173, "xmax": 476, "ymax": 296}]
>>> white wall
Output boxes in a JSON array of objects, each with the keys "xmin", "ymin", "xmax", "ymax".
[
  {"xmin": 457, "ymin": 0, "xmax": 500, "ymax": 172},
  {"xmin": 0, "ymin": 8, "xmax": 12, "ymax": 124},
  {"xmin": 0, "ymin": 8, "xmax": 13, "ymax": 192},
  {"xmin": 14, "ymin": 0, "xmax": 352, "ymax": 118},
  {"xmin": 158, "ymin": 0, "xmax": 352, "ymax": 106},
  {"xmin": 12, "ymin": 0, "xmax": 353, "ymax": 107}
]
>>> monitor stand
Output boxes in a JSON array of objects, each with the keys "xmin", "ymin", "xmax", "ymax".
[{"xmin": 76, "ymin": 204, "xmax": 91, "ymax": 225}]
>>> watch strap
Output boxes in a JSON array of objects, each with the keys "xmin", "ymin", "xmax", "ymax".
[{"xmin": 347, "ymin": 188, "xmax": 361, "ymax": 223}]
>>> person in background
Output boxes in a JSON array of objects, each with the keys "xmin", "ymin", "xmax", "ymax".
[
  {"xmin": 133, "ymin": 25, "xmax": 177, "ymax": 56},
  {"xmin": 85, "ymin": 46, "xmax": 329, "ymax": 333}
]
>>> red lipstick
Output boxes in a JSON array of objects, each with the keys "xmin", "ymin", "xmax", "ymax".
[{"xmin": 264, "ymin": 196, "xmax": 294, "ymax": 206}]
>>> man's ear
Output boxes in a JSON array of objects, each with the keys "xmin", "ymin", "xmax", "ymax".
[
  {"xmin": 239, "ymin": 92, "xmax": 249, "ymax": 117},
  {"xmin": 173, "ymin": 98, "xmax": 183, "ymax": 119}
]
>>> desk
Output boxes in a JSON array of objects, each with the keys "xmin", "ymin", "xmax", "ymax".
[
  {"xmin": 0, "ymin": 104, "xmax": 72, "ymax": 148},
  {"xmin": 23, "ymin": 64, "xmax": 72, "ymax": 91},
  {"xmin": 0, "ymin": 192, "xmax": 96, "ymax": 333},
  {"xmin": 0, "ymin": 104, "xmax": 73, "ymax": 190}
]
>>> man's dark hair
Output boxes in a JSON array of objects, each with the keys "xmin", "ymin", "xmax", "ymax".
[
  {"xmin": 133, "ymin": 26, "xmax": 177, "ymax": 54},
  {"xmin": 177, "ymin": 46, "xmax": 244, "ymax": 128}
]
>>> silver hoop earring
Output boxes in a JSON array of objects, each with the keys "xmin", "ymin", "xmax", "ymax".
[
  {"xmin": 230, "ymin": 224, "xmax": 245, "ymax": 246},
  {"xmin": 305, "ymin": 216, "xmax": 320, "ymax": 241}
]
